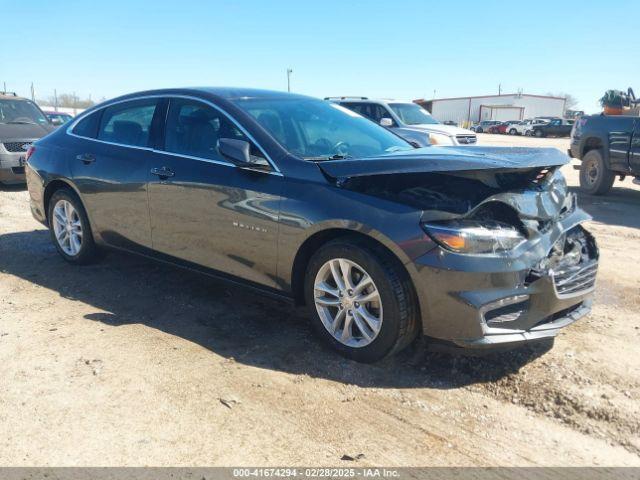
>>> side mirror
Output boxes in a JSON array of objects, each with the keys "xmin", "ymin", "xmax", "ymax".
[
  {"xmin": 379, "ymin": 117, "xmax": 393, "ymax": 127},
  {"xmin": 218, "ymin": 138, "xmax": 269, "ymax": 170}
]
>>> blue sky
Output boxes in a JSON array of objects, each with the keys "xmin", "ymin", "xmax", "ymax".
[{"xmin": 1, "ymin": 0, "xmax": 638, "ymax": 111}]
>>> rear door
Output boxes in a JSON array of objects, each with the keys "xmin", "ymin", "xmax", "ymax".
[
  {"xmin": 147, "ymin": 97, "xmax": 283, "ymax": 289},
  {"xmin": 70, "ymin": 98, "xmax": 162, "ymax": 250},
  {"xmin": 607, "ymin": 117, "xmax": 635, "ymax": 172},
  {"xmin": 629, "ymin": 119, "xmax": 640, "ymax": 174}
]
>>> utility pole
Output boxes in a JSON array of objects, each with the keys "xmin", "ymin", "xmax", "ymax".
[
  {"xmin": 54, "ymin": 89, "xmax": 58, "ymax": 111},
  {"xmin": 286, "ymin": 68, "xmax": 293, "ymax": 92},
  {"xmin": 498, "ymin": 83, "xmax": 502, "ymax": 96},
  {"xmin": 433, "ymin": 89, "xmax": 436, "ymax": 99},
  {"xmin": 30, "ymin": 82, "xmax": 35, "ymax": 101},
  {"xmin": 2, "ymin": 81, "xmax": 6, "ymax": 93}
]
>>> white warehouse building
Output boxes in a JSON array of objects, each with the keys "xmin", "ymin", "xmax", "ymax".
[{"xmin": 415, "ymin": 93, "xmax": 566, "ymax": 127}]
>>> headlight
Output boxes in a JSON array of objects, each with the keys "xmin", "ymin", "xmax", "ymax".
[
  {"xmin": 422, "ymin": 220, "xmax": 526, "ymax": 254},
  {"xmin": 428, "ymin": 132, "xmax": 455, "ymax": 145}
]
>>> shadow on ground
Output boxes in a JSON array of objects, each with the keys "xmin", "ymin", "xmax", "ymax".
[
  {"xmin": 571, "ymin": 186, "xmax": 640, "ymax": 230},
  {"xmin": 0, "ymin": 183, "xmax": 27, "ymax": 192},
  {"xmin": 0, "ymin": 228, "xmax": 553, "ymax": 389}
]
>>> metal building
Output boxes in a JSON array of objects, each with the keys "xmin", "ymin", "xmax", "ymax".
[{"xmin": 415, "ymin": 93, "xmax": 566, "ymax": 127}]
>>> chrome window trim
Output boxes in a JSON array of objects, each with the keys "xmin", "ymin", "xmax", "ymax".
[{"xmin": 65, "ymin": 93, "xmax": 282, "ymax": 175}]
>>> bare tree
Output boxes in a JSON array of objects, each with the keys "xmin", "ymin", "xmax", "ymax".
[
  {"xmin": 39, "ymin": 93, "xmax": 95, "ymax": 109},
  {"xmin": 546, "ymin": 92, "xmax": 578, "ymax": 110}
]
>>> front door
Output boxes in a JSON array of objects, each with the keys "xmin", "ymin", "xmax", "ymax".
[
  {"xmin": 147, "ymin": 97, "xmax": 283, "ymax": 289},
  {"xmin": 71, "ymin": 98, "xmax": 161, "ymax": 250}
]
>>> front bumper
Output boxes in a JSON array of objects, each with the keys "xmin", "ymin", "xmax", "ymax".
[
  {"xmin": 0, "ymin": 151, "xmax": 27, "ymax": 184},
  {"xmin": 409, "ymin": 210, "xmax": 597, "ymax": 350}
]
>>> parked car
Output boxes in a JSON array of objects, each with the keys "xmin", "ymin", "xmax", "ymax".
[
  {"xmin": 526, "ymin": 118, "xmax": 574, "ymax": 138},
  {"xmin": 569, "ymin": 114, "xmax": 640, "ymax": 195},
  {"xmin": 326, "ymin": 97, "xmax": 477, "ymax": 146},
  {"xmin": 470, "ymin": 120, "xmax": 501, "ymax": 133},
  {"xmin": 0, "ymin": 91, "xmax": 55, "ymax": 184},
  {"xmin": 488, "ymin": 121, "xmax": 520, "ymax": 134},
  {"xmin": 508, "ymin": 118, "xmax": 549, "ymax": 136},
  {"xmin": 26, "ymin": 88, "xmax": 598, "ymax": 362},
  {"xmin": 496, "ymin": 120, "xmax": 522, "ymax": 134},
  {"xmin": 44, "ymin": 111, "xmax": 74, "ymax": 126}
]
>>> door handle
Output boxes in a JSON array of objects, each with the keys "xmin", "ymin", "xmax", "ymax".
[
  {"xmin": 150, "ymin": 167, "xmax": 175, "ymax": 179},
  {"xmin": 76, "ymin": 153, "xmax": 95, "ymax": 164}
]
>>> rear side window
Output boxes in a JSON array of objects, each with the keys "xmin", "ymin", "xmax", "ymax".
[
  {"xmin": 97, "ymin": 99, "xmax": 158, "ymax": 147},
  {"xmin": 72, "ymin": 110, "xmax": 102, "ymax": 138}
]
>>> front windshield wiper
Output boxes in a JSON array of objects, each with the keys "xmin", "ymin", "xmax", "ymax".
[{"xmin": 307, "ymin": 154, "xmax": 353, "ymax": 162}]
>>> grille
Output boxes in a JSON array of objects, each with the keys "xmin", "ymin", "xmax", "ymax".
[
  {"xmin": 3, "ymin": 141, "xmax": 32, "ymax": 153},
  {"xmin": 552, "ymin": 261, "xmax": 597, "ymax": 297},
  {"xmin": 456, "ymin": 135, "xmax": 477, "ymax": 144}
]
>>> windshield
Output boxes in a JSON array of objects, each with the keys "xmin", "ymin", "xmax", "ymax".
[
  {"xmin": 388, "ymin": 103, "xmax": 439, "ymax": 125},
  {"xmin": 232, "ymin": 97, "xmax": 413, "ymax": 160},
  {"xmin": 0, "ymin": 99, "xmax": 49, "ymax": 125}
]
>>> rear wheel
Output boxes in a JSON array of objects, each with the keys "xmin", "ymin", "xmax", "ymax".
[
  {"xmin": 304, "ymin": 238, "xmax": 419, "ymax": 362},
  {"xmin": 509, "ymin": 128, "xmax": 517, "ymax": 135},
  {"xmin": 579, "ymin": 149, "xmax": 615, "ymax": 195},
  {"xmin": 534, "ymin": 129, "xmax": 544, "ymax": 137},
  {"xmin": 48, "ymin": 189, "xmax": 100, "ymax": 264}
]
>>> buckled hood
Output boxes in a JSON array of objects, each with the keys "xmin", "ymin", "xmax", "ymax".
[{"xmin": 317, "ymin": 146, "xmax": 569, "ymax": 178}]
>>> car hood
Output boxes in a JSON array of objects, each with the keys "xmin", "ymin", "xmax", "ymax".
[
  {"xmin": 0, "ymin": 122, "xmax": 55, "ymax": 141},
  {"xmin": 401, "ymin": 124, "xmax": 475, "ymax": 136},
  {"xmin": 317, "ymin": 146, "xmax": 569, "ymax": 178}
]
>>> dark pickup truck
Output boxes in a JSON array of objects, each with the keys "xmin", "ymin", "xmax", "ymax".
[
  {"xmin": 529, "ymin": 118, "xmax": 573, "ymax": 138},
  {"xmin": 569, "ymin": 114, "xmax": 640, "ymax": 195}
]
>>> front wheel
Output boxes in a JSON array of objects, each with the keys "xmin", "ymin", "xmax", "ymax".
[
  {"xmin": 304, "ymin": 239, "xmax": 419, "ymax": 362},
  {"xmin": 534, "ymin": 129, "xmax": 544, "ymax": 137},
  {"xmin": 48, "ymin": 189, "xmax": 100, "ymax": 264},
  {"xmin": 509, "ymin": 128, "xmax": 517, "ymax": 135},
  {"xmin": 579, "ymin": 149, "xmax": 615, "ymax": 195}
]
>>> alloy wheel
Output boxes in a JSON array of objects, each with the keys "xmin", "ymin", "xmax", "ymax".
[
  {"xmin": 313, "ymin": 258, "xmax": 383, "ymax": 348},
  {"xmin": 52, "ymin": 199, "xmax": 83, "ymax": 256}
]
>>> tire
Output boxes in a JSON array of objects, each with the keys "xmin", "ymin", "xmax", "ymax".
[
  {"xmin": 509, "ymin": 128, "xmax": 517, "ymax": 135},
  {"xmin": 48, "ymin": 188, "xmax": 100, "ymax": 264},
  {"xmin": 534, "ymin": 129, "xmax": 544, "ymax": 137},
  {"xmin": 579, "ymin": 149, "xmax": 615, "ymax": 195},
  {"xmin": 304, "ymin": 238, "xmax": 419, "ymax": 363},
  {"xmin": 476, "ymin": 128, "xmax": 483, "ymax": 133}
]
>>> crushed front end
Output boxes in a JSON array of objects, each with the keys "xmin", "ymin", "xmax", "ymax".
[
  {"xmin": 320, "ymin": 147, "xmax": 598, "ymax": 351},
  {"xmin": 409, "ymin": 166, "xmax": 598, "ymax": 349}
]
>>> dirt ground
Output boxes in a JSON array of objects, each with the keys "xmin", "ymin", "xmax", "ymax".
[{"xmin": 1, "ymin": 134, "xmax": 639, "ymax": 466}]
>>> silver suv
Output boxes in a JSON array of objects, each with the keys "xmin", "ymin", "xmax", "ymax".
[
  {"xmin": 0, "ymin": 92, "xmax": 54, "ymax": 184},
  {"xmin": 326, "ymin": 97, "xmax": 477, "ymax": 147}
]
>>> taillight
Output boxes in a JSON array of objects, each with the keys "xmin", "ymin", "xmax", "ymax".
[{"xmin": 25, "ymin": 146, "xmax": 35, "ymax": 162}]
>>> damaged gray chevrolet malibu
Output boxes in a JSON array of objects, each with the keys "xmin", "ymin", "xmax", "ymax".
[{"xmin": 25, "ymin": 88, "xmax": 598, "ymax": 362}]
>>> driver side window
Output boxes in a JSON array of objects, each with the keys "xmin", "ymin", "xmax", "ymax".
[{"xmin": 164, "ymin": 98, "xmax": 266, "ymax": 163}]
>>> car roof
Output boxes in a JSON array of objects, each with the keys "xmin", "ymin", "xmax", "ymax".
[
  {"xmin": 0, "ymin": 93, "xmax": 29, "ymax": 101},
  {"xmin": 109, "ymin": 87, "xmax": 314, "ymax": 103}
]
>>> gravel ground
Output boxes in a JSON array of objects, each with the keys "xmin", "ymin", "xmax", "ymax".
[{"xmin": 0, "ymin": 134, "xmax": 639, "ymax": 466}]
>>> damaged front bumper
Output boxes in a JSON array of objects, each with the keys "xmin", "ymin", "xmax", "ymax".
[{"xmin": 410, "ymin": 205, "xmax": 598, "ymax": 350}]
